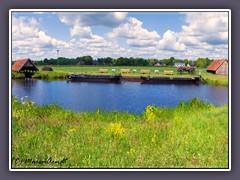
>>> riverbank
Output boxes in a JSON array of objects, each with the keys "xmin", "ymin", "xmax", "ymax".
[
  {"xmin": 12, "ymin": 96, "xmax": 228, "ymax": 168},
  {"xmin": 11, "ymin": 66, "xmax": 228, "ymax": 86}
]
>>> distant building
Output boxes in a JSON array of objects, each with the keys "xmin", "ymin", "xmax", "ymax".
[
  {"xmin": 154, "ymin": 62, "xmax": 163, "ymax": 66},
  {"xmin": 206, "ymin": 59, "xmax": 228, "ymax": 76},
  {"xmin": 174, "ymin": 62, "xmax": 185, "ymax": 67},
  {"xmin": 76, "ymin": 60, "xmax": 84, "ymax": 65},
  {"xmin": 12, "ymin": 58, "xmax": 39, "ymax": 78},
  {"xmin": 93, "ymin": 60, "xmax": 99, "ymax": 66}
]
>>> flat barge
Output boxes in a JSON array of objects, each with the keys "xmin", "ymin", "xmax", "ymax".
[
  {"xmin": 140, "ymin": 76, "xmax": 201, "ymax": 85},
  {"xmin": 67, "ymin": 74, "xmax": 122, "ymax": 83}
]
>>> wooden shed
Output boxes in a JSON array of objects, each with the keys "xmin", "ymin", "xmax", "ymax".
[
  {"xmin": 206, "ymin": 59, "xmax": 228, "ymax": 76},
  {"xmin": 12, "ymin": 58, "xmax": 39, "ymax": 78}
]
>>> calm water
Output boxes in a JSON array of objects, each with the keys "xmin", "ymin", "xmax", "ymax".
[{"xmin": 12, "ymin": 79, "xmax": 228, "ymax": 114}]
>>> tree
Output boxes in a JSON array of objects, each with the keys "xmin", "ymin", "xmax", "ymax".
[
  {"xmin": 82, "ymin": 56, "xmax": 93, "ymax": 65},
  {"xmin": 196, "ymin": 58, "xmax": 206, "ymax": 68},
  {"xmin": 105, "ymin": 57, "xmax": 113, "ymax": 65},
  {"xmin": 169, "ymin": 57, "xmax": 175, "ymax": 66},
  {"xmin": 97, "ymin": 58, "xmax": 105, "ymax": 65},
  {"xmin": 148, "ymin": 58, "xmax": 157, "ymax": 66},
  {"xmin": 205, "ymin": 58, "xmax": 213, "ymax": 67},
  {"xmin": 115, "ymin": 57, "xmax": 124, "ymax": 66},
  {"xmin": 183, "ymin": 59, "xmax": 189, "ymax": 66},
  {"xmin": 188, "ymin": 60, "xmax": 195, "ymax": 66},
  {"xmin": 43, "ymin": 58, "xmax": 49, "ymax": 64}
]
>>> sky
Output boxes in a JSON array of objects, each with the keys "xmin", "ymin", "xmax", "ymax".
[{"xmin": 11, "ymin": 10, "xmax": 229, "ymax": 61}]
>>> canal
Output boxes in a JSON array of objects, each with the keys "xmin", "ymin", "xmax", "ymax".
[{"xmin": 12, "ymin": 79, "xmax": 228, "ymax": 114}]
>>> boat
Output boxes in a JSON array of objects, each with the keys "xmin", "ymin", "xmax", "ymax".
[
  {"xmin": 140, "ymin": 76, "xmax": 201, "ymax": 85},
  {"xmin": 67, "ymin": 74, "xmax": 122, "ymax": 83}
]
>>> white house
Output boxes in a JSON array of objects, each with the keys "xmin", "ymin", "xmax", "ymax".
[{"xmin": 174, "ymin": 62, "xmax": 185, "ymax": 67}]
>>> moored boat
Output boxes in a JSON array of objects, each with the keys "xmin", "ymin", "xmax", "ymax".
[
  {"xmin": 67, "ymin": 74, "xmax": 122, "ymax": 83},
  {"xmin": 140, "ymin": 76, "xmax": 201, "ymax": 84}
]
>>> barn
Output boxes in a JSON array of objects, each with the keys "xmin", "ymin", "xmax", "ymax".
[
  {"xmin": 206, "ymin": 59, "xmax": 228, "ymax": 76},
  {"xmin": 12, "ymin": 58, "xmax": 39, "ymax": 78}
]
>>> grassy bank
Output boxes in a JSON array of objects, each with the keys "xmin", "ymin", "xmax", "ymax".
[
  {"xmin": 11, "ymin": 65, "xmax": 228, "ymax": 86},
  {"xmin": 12, "ymin": 96, "xmax": 229, "ymax": 168}
]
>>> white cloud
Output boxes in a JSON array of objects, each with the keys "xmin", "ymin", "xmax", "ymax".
[
  {"xmin": 70, "ymin": 25, "xmax": 92, "ymax": 38},
  {"xmin": 158, "ymin": 30, "xmax": 186, "ymax": 51},
  {"xmin": 59, "ymin": 12, "xmax": 127, "ymax": 27},
  {"xmin": 127, "ymin": 39, "xmax": 158, "ymax": 47},
  {"xmin": 183, "ymin": 12, "xmax": 228, "ymax": 33},
  {"xmin": 12, "ymin": 16, "xmax": 39, "ymax": 40},
  {"xmin": 65, "ymin": 34, "xmax": 125, "ymax": 58},
  {"xmin": 174, "ymin": 12, "xmax": 229, "ymax": 60},
  {"xmin": 38, "ymin": 31, "xmax": 52, "ymax": 44},
  {"xmin": 11, "ymin": 12, "xmax": 229, "ymax": 60},
  {"xmin": 33, "ymin": 12, "xmax": 45, "ymax": 14},
  {"xmin": 113, "ymin": 12, "xmax": 127, "ymax": 21},
  {"xmin": 55, "ymin": 12, "xmax": 139, "ymax": 58},
  {"xmin": 180, "ymin": 12, "xmax": 228, "ymax": 45},
  {"xmin": 133, "ymin": 46, "xmax": 159, "ymax": 57},
  {"xmin": 108, "ymin": 17, "xmax": 160, "ymax": 47},
  {"xmin": 78, "ymin": 35, "xmax": 110, "ymax": 48},
  {"xmin": 12, "ymin": 16, "xmax": 69, "ymax": 60}
]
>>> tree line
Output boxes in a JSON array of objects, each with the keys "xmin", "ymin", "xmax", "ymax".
[{"xmin": 33, "ymin": 56, "xmax": 213, "ymax": 68}]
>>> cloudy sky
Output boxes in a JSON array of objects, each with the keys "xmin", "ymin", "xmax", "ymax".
[{"xmin": 11, "ymin": 10, "xmax": 229, "ymax": 61}]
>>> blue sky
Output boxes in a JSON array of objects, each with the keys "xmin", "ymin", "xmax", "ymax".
[{"xmin": 11, "ymin": 10, "xmax": 229, "ymax": 61}]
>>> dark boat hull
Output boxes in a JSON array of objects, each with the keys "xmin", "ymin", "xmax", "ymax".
[
  {"xmin": 68, "ymin": 74, "xmax": 122, "ymax": 83},
  {"xmin": 140, "ymin": 76, "xmax": 201, "ymax": 85}
]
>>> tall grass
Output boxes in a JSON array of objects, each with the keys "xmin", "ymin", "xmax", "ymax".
[
  {"xmin": 11, "ymin": 96, "xmax": 228, "ymax": 168},
  {"xmin": 12, "ymin": 71, "xmax": 25, "ymax": 79},
  {"xmin": 32, "ymin": 71, "xmax": 68, "ymax": 79}
]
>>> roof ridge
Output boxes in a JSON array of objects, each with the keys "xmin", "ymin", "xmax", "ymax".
[{"xmin": 207, "ymin": 59, "xmax": 226, "ymax": 71}]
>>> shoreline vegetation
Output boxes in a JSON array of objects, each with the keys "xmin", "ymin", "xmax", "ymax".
[
  {"xmin": 11, "ymin": 65, "xmax": 228, "ymax": 86},
  {"xmin": 12, "ymin": 96, "xmax": 228, "ymax": 168}
]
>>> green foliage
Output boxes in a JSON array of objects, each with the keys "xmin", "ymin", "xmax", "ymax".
[
  {"xmin": 76, "ymin": 55, "xmax": 93, "ymax": 65},
  {"xmin": 97, "ymin": 57, "xmax": 113, "ymax": 65},
  {"xmin": 196, "ymin": 58, "xmax": 213, "ymax": 68},
  {"xmin": 183, "ymin": 59, "xmax": 189, "ymax": 66},
  {"xmin": 35, "ymin": 57, "xmax": 82, "ymax": 66},
  {"xmin": 204, "ymin": 77, "xmax": 228, "ymax": 87},
  {"xmin": 32, "ymin": 71, "xmax": 68, "ymax": 79},
  {"xmin": 12, "ymin": 71, "xmax": 25, "ymax": 79},
  {"xmin": 11, "ymin": 97, "xmax": 229, "ymax": 168},
  {"xmin": 34, "ymin": 56, "xmax": 212, "ymax": 67}
]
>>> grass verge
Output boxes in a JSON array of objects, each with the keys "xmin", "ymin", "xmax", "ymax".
[{"xmin": 11, "ymin": 96, "xmax": 229, "ymax": 168}]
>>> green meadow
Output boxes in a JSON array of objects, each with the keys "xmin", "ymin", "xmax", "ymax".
[
  {"xmin": 12, "ymin": 96, "xmax": 228, "ymax": 168},
  {"xmin": 12, "ymin": 65, "xmax": 228, "ymax": 86}
]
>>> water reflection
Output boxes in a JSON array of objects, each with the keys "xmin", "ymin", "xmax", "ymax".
[{"xmin": 12, "ymin": 79, "xmax": 228, "ymax": 114}]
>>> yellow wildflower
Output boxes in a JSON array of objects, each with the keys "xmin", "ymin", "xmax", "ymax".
[
  {"xmin": 130, "ymin": 148, "xmax": 135, "ymax": 153},
  {"xmin": 145, "ymin": 105, "xmax": 156, "ymax": 122},
  {"xmin": 106, "ymin": 122, "xmax": 125, "ymax": 140},
  {"xmin": 68, "ymin": 128, "xmax": 76, "ymax": 134},
  {"xmin": 151, "ymin": 134, "xmax": 156, "ymax": 143}
]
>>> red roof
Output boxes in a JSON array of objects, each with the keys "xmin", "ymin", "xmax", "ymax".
[
  {"xmin": 12, "ymin": 58, "xmax": 29, "ymax": 72},
  {"xmin": 12, "ymin": 58, "xmax": 38, "ymax": 72},
  {"xmin": 207, "ymin": 59, "xmax": 226, "ymax": 71}
]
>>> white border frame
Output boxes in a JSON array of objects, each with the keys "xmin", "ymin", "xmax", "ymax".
[{"xmin": 9, "ymin": 9, "xmax": 231, "ymax": 171}]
